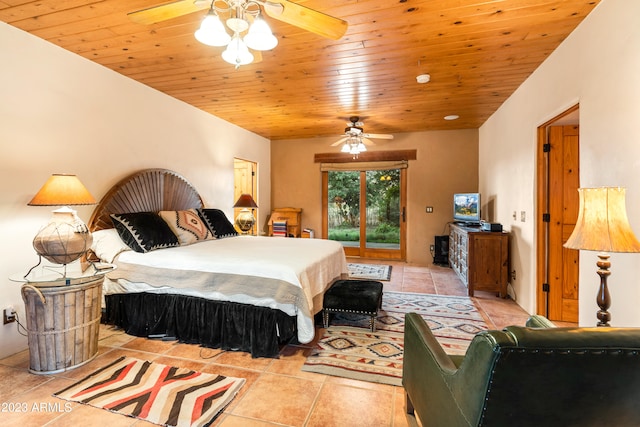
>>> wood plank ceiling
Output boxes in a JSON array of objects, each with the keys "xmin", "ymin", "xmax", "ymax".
[{"xmin": 1, "ymin": 0, "xmax": 600, "ymax": 141}]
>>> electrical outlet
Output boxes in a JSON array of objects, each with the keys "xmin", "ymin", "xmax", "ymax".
[
  {"xmin": 429, "ymin": 244, "xmax": 435, "ymax": 252},
  {"xmin": 510, "ymin": 270, "xmax": 516, "ymax": 281},
  {"xmin": 426, "ymin": 206, "xmax": 434, "ymax": 213},
  {"xmin": 3, "ymin": 307, "xmax": 16, "ymax": 324}
]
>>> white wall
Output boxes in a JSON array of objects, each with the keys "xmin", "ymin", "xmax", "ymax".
[
  {"xmin": 0, "ymin": 23, "xmax": 271, "ymax": 358},
  {"xmin": 479, "ymin": 0, "xmax": 640, "ymax": 326}
]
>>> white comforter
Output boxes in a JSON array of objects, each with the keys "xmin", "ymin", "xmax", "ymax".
[{"xmin": 103, "ymin": 235, "xmax": 348, "ymax": 343}]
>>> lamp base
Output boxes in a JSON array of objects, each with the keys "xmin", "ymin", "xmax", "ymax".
[
  {"xmin": 235, "ymin": 208, "xmax": 256, "ymax": 235},
  {"xmin": 32, "ymin": 208, "xmax": 93, "ymax": 266},
  {"xmin": 596, "ymin": 253, "xmax": 612, "ymax": 327}
]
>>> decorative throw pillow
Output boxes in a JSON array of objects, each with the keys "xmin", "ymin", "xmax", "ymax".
[
  {"xmin": 158, "ymin": 209, "xmax": 214, "ymax": 245},
  {"xmin": 110, "ymin": 212, "xmax": 179, "ymax": 253},
  {"xmin": 90, "ymin": 228, "xmax": 131, "ymax": 263},
  {"xmin": 197, "ymin": 208, "xmax": 239, "ymax": 238}
]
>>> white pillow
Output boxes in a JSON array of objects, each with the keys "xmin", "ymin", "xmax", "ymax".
[{"xmin": 90, "ymin": 228, "xmax": 131, "ymax": 263}]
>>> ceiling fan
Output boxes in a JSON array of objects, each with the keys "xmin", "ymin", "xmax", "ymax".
[
  {"xmin": 128, "ymin": 0, "xmax": 348, "ymax": 40},
  {"xmin": 128, "ymin": 1, "xmax": 347, "ymax": 67},
  {"xmin": 331, "ymin": 116, "xmax": 394, "ymax": 154}
]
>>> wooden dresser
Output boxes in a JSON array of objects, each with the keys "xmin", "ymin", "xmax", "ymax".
[
  {"xmin": 448, "ymin": 223, "xmax": 509, "ymax": 298},
  {"xmin": 268, "ymin": 208, "xmax": 302, "ymax": 237}
]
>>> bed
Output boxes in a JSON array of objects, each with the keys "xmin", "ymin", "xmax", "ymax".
[{"xmin": 88, "ymin": 168, "xmax": 348, "ymax": 357}]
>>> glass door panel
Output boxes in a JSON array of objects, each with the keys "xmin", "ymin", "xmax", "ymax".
[
  {"xmin": 326, "ymin": 168, "xmax": 404, "ymax": 259},
  {"xmin": 328, "ymin": 170, "xmax": 360, "ymax": 250},
  {"xmin": 365, "ymin": 169, "xmax": 400, "ymax": 250}
]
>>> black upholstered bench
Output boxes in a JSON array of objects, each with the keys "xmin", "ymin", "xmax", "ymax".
[{"xmin": 322, "ymin": 279, "xmax": 384, "ymax": 331}]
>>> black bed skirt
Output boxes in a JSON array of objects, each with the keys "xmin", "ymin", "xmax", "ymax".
[{"xmin": 103, "ymin": 293, "xmax": 298, "ymax": 358}]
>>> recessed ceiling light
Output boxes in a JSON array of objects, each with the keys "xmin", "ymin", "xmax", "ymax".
[
  {"xmin": 444, "ymin": 115, "xmax": 459, "ymax": 120},
  {"xmin": 416, "ymin": 74, "xmax": 431, "ymax": 84}
]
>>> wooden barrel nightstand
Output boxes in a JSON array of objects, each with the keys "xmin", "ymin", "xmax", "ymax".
[{"xmin": 11, "ymin": 265, "xmax": 113, "ymax": 374}]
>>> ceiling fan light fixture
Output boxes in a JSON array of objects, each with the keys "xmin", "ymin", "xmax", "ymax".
[
  {"xmin": 222, "ymin": 34, "xmax": 254, "ymax": 68},
  {"xmin": 227, "ymin": 16, "xmax": 249, "ymax": 33},
  {"xmin": 136, "ymin": 0, "xmax": 348, "ymax": 68},
  {"xmin": 244, "ymin": 15, "xmax": 278, "ymax": 51},
  {"xmin": 334, "ymin": 116, "xmax": 392, "ymax": 154},
  {"xmin": 341, "ymin": 135, "xmax": 367, "ymax": 155},
  {"xmin": 349, "ymin": 143, "xmax": 364, "ymax": 155},
  {"xmin": 195, "ymin": 12, "xmax": 231, "ymax": 47}
]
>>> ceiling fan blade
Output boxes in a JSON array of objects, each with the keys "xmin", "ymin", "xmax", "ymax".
[
  {"xmin": 362, "ymin": 137, "xmax": 375, "ymax": 146},
  {"xmin": 331, "ymin": 136, "xmax": 348, "ymax": 146},
  {"xmin": 261, "ymin": 0, "xmax": 348, "ymax": 40},
  {"xmin": 362, "ymin": 133, "xmax": 394, "ymax": 140},
  {"xmin": 128, "ymin": 0, "xmax": 210, "ymax": 25}
]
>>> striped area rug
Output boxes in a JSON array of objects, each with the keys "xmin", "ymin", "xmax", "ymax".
[
  {"xmin": 347, "ymin": 263, "xmax": 392, "ymax": 281},
  {"xmin": 54, "ymin": 357, "xmax": 245, "ymax": 427},
  {"xmin": 302, "ymin": 292, "xmax": 488, "ymax": 386}
]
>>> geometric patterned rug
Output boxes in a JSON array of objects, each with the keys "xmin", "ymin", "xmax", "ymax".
[
  {"xmin": 347, "ymin": 263, "xmax": 392, "ymax": 281},
  {"xmin": 54, "ymin": 356, "xmax": 245, "ymax": 427},
  {"xmin": 302, "ymin": 291, "xmax": 488, "ymax": 386}
]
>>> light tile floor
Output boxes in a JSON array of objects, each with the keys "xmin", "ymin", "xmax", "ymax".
[{"xmin": 0, "ymin": 260, "xmax": 548, "ymax": 427}]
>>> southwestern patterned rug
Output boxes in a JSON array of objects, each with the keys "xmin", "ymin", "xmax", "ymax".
[
  {"xmin": 302, "ymin": 292, "xmax": 488, "ymax": 386},
  {"xmin": 54, "ymin": 356, "xmax": 245, "ymax": 427},
  {"xmin": 347, "ymin": 263, "xmax": 392, "ymax": 281}
]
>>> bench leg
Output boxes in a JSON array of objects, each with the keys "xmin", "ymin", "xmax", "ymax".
[
  {"xmin": 323, "ymin": 310, "xmax": 329, "ymax": 328},
  {"xmin": 370, "ymin": 314, "xmax": 376, "ymax": 332}
]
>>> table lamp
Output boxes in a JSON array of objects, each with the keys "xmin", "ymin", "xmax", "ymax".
[
  {"xmin": 564, "ymin": 187, "xmax": 640, "ymax": 326},
  {"xmin": 27, "ymin": 174, "xmax": 96, "ymax": 274},
  {"xmin": 233, "ymin": 193, "xmax": 258, "ymax": 234}
]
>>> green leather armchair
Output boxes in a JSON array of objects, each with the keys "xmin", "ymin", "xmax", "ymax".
[{"xmin": 403, "ymin": 313, "xmax": 640, "ymax": 427}]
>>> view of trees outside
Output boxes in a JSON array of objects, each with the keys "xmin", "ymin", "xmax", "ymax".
[{"xmin": 328, "ymin": 169, "xmax": 400, "ymax": 249}]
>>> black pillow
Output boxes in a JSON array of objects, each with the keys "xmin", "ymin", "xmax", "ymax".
[
  {"xmin": 110, "ymin": 212, "xmax": 179, "ymax": 253},
  {"xmin": 197, "ymin": 208, "xmax": 238, "ymax": 238}
]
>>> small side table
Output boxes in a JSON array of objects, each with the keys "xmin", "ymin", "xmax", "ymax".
[{"xmin": 10, "ymin": 264, "xmax": 114, "ymax": 375}]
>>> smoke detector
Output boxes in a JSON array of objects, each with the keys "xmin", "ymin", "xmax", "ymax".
[{"xmin": 416, "ymin": 74, "xmax": 431, "ymax": 84}]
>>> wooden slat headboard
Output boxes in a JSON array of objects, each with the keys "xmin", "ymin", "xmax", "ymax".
[{"xmin": 88, "ymin": 168, "xmax": 204, "ymax": 231}]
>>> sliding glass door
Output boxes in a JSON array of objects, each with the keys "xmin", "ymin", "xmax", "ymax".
[{"xmin": 324, "ymin": 166, "xmax": 406, "ymax": 260}]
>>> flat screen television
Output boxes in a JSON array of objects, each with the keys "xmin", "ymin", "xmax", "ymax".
[{"xmin": 453, "ymin": 193, "xmax": 481, "ymax": 224}]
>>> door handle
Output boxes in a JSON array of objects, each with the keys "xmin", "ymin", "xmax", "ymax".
[{"xmin": 402, "ymin": 207, "xmax": 406, "ymax": 222}]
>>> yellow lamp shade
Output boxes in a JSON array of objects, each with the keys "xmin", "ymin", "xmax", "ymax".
[
  {"xmin": 28, "ymin": 174, "xmax": 96, "ymax": 206},
  {"xmin": 564, "ymin": 187, "xmax": 640, "ymax": 253},
  {"xmin": 28, "ymin": 174, "xmax": 96, "ymax": 266}
]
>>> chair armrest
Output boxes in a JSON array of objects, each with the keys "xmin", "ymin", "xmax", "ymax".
[
  {"xmin": 403, "ymin": 313, "xmax": 517, "ymax": 427},
  {"xmin": 403, "ymin": 313, "xmax": 468, "ymax": 426},
  {"xmin": 405, "ymin": 312, "xmax": 458, "ymax": 372},
  {"xmin": 525, "ymin": 315, "xmax": 556, "ymax": 328}
]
